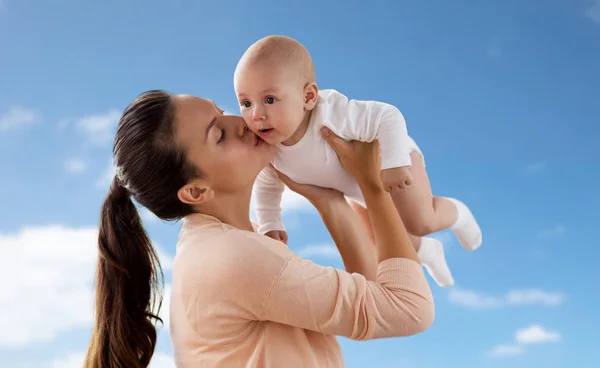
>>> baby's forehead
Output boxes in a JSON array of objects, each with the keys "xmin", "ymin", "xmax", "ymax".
[{"xmin": 236, "ymin": 62, "xmax": 303, "ymax": 92}]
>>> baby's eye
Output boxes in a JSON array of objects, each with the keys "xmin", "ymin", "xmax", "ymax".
[
  {"xmin": 265, "ymin": 96, "xmax": 276, "ymax": 104},
  {"xmin": 242, "ymin": 101, "xmax": 251, "ymax": 108}
]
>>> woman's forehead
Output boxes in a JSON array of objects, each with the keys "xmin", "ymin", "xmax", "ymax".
[
  {"xmin": 174, "ymin": 95, "xmax": 215, "ymax": 121},
  {"xmin": 172, "ymin": 95, "xmax": 216, "ymax": 150}
]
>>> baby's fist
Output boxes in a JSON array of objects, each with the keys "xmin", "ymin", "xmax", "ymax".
[
  {"xmin": 381, "ymin": 166, "xmax": 413, "ymax": 192},
  {"xmin": 265, "ymin": 230, "xmax": 288, "ymax": 245}
]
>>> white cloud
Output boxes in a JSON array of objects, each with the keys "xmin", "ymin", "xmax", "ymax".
[
  {"xmin": 586, "ymin": 0, "xmax": 600, "ymax": 23},
  {"xmin": 0, "ymin": 225, "xmax": 173, "ymax": 348},
  {"xmin": 537, "ymin": 224, "xmax": 565, "ymax": 239},
  {"xmin": 0, "ymin": 106, "xmax": 39, "ymax": 131},
  {"xmin": 50, "ymin": 351, "xmax": 85, "ymax": 368},
  {"xmin": 56, "ymin": 117, "xmax": 71, "ymax": 129},
  {"xmin": 64, "ymin": 158, "xmax": 87, "ymax": 174},
  {"xmin": 281, "ymin": 187, "xmax": 314, "ymax": 213},
  {"xmin": 488, "ymin": 324, "xmax": 561, "ymax": 358},
  {"xmin": 149, "ymin": 352, "xmax": 177, "ymax": 368},
  {"xmin": 77, "ymin": 109, "xmax": 120, "ymax": 144},
  {"xmin": 96, "ymin": 160, "xmax": 116, "ymax": 188},
  {"xmin": 488, "ymin": 344, "xmax": 523, "ymax": 357},
  {"xmin": 48, "ymin": 351, "xmax": 175, "ymax": 368},
  {"xmin": 0, "ymin": 226, "xmax": 96, "ymax": 347},
  {"xmin": 139, "ymin": 206, "xmax": 161, "ymax": 224},
  {"xmin": 448, "ymin": 288, "xmax": 565, "ymax": 310},
  {"xmin": 505, "ymin": 289, "xmax": 565, "ymax": 306},
  {"xmin": 516, "ymin": 325, "xmax": 561, "ymax": 344},
  {"xmin": 297, "ymin": 243, "xmax": 340, "ymax": 259},
  {"xmin": 448, "ymin": 288, "xmax": 501, "ymax": 309}
]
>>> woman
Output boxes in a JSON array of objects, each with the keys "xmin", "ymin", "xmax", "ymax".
[{"xmin": 84, "ymin": 90, "xmax": 435, "ymax": 368}]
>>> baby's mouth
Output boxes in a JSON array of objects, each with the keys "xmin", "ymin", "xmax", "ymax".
[{"xmin": 259, "ymin": 128, "xmax": 274, "ymax": 137}]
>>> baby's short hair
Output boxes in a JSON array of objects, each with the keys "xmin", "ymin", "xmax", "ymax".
[{"xmin": 239, "ymin": 35, "xmax": 316, "ymax": 83}]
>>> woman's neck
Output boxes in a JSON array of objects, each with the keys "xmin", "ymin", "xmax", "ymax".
[{"xmin": 195, "ymin": 188, "xmax": 254, "ymax": 232}]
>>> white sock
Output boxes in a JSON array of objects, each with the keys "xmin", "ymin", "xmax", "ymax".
[
  {"xmin": 418, "ymin": 237, "xmax": 454, "ymax": 288},
  {"xmin": 446, "ymin": 197, "xmax": 482, "ymax": 252}
]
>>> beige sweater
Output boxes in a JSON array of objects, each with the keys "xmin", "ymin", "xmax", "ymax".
[{"xmin": 169, "ymin": 213, "xmax": 434, "ymax": 368}]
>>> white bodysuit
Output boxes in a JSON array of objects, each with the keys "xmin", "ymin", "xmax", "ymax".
[{"xmin": 253, "ymin": 89, "xmax": 423, "ymax": 235}]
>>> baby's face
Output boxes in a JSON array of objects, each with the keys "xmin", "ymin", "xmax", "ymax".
[{"xmin": 234, "ymin": 62, "xmax": 307, "ymax": 145}]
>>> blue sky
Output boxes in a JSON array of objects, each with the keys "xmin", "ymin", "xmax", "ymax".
[{"xmin": 1, "ymin": 0, "xmax": 599, "ymax": 367}]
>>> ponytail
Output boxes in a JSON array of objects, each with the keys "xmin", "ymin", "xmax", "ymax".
[{"xmin": 85, "ymin": 177, "xmax": 163, "ymax": 368}]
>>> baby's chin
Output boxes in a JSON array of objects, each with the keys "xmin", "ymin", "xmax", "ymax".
[
  {"xmin": 258, "ymin": 131, "xmax": 284, "ymax": 145},
  {"xmin": 265, "ymin": 136, "xmax": 284, "ymax": 146}
]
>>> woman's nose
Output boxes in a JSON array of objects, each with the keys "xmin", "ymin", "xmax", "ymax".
[{"xmin": 235, "ymin": 118, "xmax": 250, "ymax": 137}]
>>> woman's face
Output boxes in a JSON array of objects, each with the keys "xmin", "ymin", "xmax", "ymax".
[{"xmin": 173, "ymin": 94, "xmax": 276, "ymax": 195}]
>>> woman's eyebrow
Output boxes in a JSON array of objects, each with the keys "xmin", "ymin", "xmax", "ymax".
[{"xmin": 204, "ymin": 116, "xmax": 217, "ymax": 142}]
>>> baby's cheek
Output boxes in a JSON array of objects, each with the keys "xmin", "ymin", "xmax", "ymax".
[{"xmin": 240, "ymin": 110, "xmax": 251, "ymax": 123}]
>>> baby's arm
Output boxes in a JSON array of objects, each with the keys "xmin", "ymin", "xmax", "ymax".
[
  {"xmin": 253, "ymin": 166, "xmax": 287, "ymax": 242},
  {"xmin": 373, "ymin": 104, "xmax": 412, "ymax": 170},
  {"xmin": 374, "ymin": 105, "xmax": 414, "ymax": 191},
  {"xmin": 328, "ymin": 92, "xmax": 413, "ymax": 190}
]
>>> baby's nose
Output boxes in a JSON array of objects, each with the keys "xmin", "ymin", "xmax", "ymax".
[{"xmin": 252, "ymin": 107, "xmax": 266, "ymax": 120}]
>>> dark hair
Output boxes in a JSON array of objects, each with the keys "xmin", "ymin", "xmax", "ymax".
[{"xmin": 85, "ymin": 90, "xmax": 199, "ymax": 368}]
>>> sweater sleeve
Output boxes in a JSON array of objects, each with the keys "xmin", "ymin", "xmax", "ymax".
[
  {"xmin": 253, "ymin": 166, "xmax": 286, "ymax": 234},
  {"xmin": 324, "ymin": 90, "xmax": 412, "ymax": 170},
  {"xmin": 260, "ymin": 255, "xmax": 435, "ymax": 340},
  {"xmin": 196, "ymin": 230, "xmax": 434, "ymax": 340}
]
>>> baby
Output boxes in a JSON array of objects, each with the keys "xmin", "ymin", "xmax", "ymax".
[{"xmin": 234, "ymin": 35, "xmax": 482, "ymax": 287}]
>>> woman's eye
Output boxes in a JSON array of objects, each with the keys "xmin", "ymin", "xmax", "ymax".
[
  {"xmin": 217, "ymin": 128, "xmax": 226, "ymax": 143},
  {"xmin": 265, "ymin": 96, "xmax": 276, "ymax": 104},
  {"xmin": 242, "ymin": 101, "xmax": 251, "ymax": 108}
]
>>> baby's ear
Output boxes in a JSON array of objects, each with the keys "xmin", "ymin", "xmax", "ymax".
[{"xmin": 303, "ymin": 82, "xmax": 319, "ymax": 110}]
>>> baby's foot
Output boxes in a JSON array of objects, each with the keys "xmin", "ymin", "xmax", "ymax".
[
  {"xmin": 418, "ymin": 237, "xmax": 454, "ymax": 288},
  {"xmin": 447, "ymin": 198, "xmax": 482, "ymax": 252}
]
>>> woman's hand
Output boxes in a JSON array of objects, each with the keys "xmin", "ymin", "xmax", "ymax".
[
  {"xmin": 270, "ymin": 165, "xmax": 345, "ymax": 209},
  {"xmin": 319, "ymin": 127, "xmax": 383, "ymax": 190}
]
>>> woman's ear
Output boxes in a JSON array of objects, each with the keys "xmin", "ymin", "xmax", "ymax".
[
  {"xmin": 303, "ymin": 82, "xmax": 319, "ymax": 111},
  {"xmin": 177, "ymin": 179, "xmax": 214, "ymax": 206}
]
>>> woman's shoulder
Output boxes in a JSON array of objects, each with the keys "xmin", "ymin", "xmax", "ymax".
[
  {"xmin": 172, "ymin": 222, "xmax": 295, "ymax": 309},
  {"xmin": 179, "ymin": 219, "xmax": 284, "ymax": 252},
  {"xmin": 176, "ymin": 221, "xmax": 293, "ymax": 278}
]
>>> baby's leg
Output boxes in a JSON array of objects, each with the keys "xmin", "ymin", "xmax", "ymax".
[
  {"xmin": 348, "ymin": 199, "xmax": 454, "ymax": 287},
  {"xmin": 390, "ymin": 150, "xmax": 482, "ymax": 251}
]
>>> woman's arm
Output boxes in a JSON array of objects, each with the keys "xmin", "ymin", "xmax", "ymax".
[
  {"xmin": 315, "ymin": 199, "xmax": 378, "ymax": 280},
  {"xmin": 271, "ymin": 168, "xmax": 377, "ymax": 280},
  {"xmin": 320, "ymin": 128, "xmax": 420, "ymax": 264},
  {"xmin": 234, "ymin": 132, "xmax": 432, "ymax": 340},
  {"xmin": 202, "ymin": 230, "xmax": 434, "ymax": 341},
  {"xmin": 261, "ymin": 251, "xmax": 434, "ymax": 340}
]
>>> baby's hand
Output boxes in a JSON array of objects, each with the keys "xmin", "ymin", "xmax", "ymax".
[
  {"xmin": 381, "ymin": 166, "xmax": 413, "ymax": 192},
  {"xmin": 265, "ymin": 230, "xmax": 288, "ymax": 245}
]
